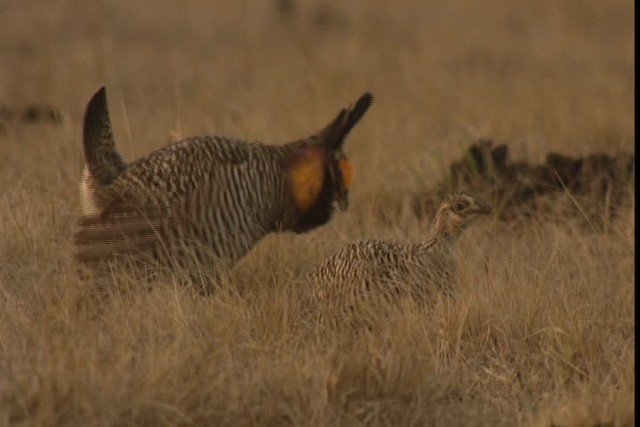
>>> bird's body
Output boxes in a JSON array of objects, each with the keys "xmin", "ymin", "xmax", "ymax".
[
  {"xmin": 76, "ymin": 137, "xmax": 290, "ymax": 271},
  {"xmin": 307, "ymin": 238, "xmax": 455, "ymax": 302},
  {"xmin": 73, "ymin": 87, "xmax": 373, "ymax": 283},
  {"xmin": 306, "ymin": 193, "xmax": 490, "ymax": 324}
]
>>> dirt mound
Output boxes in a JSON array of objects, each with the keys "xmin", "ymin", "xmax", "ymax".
[
  {"xmin": 435, "ymin": 140, "xmax": 633, "ymax": 228},
  {"xmin": 366, "ymin": 140, "xmax": 634, "ymax": 231},
  {"xmin": 0, "ymin": 105, "xmax": 62, "ymax": 134}
]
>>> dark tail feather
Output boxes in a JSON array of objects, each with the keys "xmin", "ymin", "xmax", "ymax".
[
  {"xmin": 322, "ymin": 92, "xmax": 373, "ymax": 150},
  {"xmin": 83, "ymin": 86, "xmax": 126, "ymax": 186}
]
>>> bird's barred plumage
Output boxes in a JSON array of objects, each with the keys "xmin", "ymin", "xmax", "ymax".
[
  {"xmin": 307, "ymin": 239, "xmax": 454, "ymax": 301},
  {"xmin": 73, "ymin": 87, "xmax": 373, "ymax": 281},
  {"xmin": 306, "ymin": 193, "xmax": 491, "ymax": 325}
]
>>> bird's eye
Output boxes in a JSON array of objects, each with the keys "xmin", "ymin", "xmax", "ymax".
[{"xmin": 453, "ymin": 202, "xmax": 465, "ymax": 212}]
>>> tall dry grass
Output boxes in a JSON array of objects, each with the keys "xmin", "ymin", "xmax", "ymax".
[{"xmin": 0, "ymin": 0, "xmax": 634, "ymax": 425}]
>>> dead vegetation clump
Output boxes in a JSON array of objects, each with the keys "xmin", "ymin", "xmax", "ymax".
[
  {"xmin": 369, "ymin": 140, "xmax": 634, "ymax": 231},
  {"xmin": 0, "ymin": 105, "xmax": 62, "ymax": 134}
]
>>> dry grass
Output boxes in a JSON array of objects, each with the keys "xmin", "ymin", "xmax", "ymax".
[{"xmin": 0, "ymin": 0, "xmax": 634, "ymax": 425}]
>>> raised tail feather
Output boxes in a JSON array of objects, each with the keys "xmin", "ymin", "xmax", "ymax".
[
  {"xmin": 321, "ymin": 92, "xmax": 373, "ymax": 150},
  {"xmin": 83, "ymin": 86, "xmax": 127, "ymax": 186}
]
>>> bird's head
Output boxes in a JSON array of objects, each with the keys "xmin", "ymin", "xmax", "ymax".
[{"xmin": 432, "ymin": 192, "xmax": 491, "ymax": 240}]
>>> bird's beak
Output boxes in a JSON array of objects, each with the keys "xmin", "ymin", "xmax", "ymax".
[{"xmin": 474, "ymin": 202, "xmax": 492, "ymax": 215}]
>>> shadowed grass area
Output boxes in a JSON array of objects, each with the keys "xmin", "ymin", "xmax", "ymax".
[{"xmin": 0, "ymin": 0, "xmax": 634, "ymax": 425}]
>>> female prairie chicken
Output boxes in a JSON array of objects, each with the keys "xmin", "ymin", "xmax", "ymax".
[{"xmin": 306, "ymin": 192, "xmax": 491, "ymax": 324}]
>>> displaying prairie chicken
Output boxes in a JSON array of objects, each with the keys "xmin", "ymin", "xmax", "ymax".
[
  {"xmin": 306, "ymin": 192, "xmax": 490, "ymax": 324},
  {"xmin": 73, "ymin": 87, "xmax": 373, "ymax": 280}
]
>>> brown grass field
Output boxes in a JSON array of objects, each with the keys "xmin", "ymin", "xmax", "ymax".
[{"xmin": 0, "ymin": 0, "xmax": 635, "ymax": 425}]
